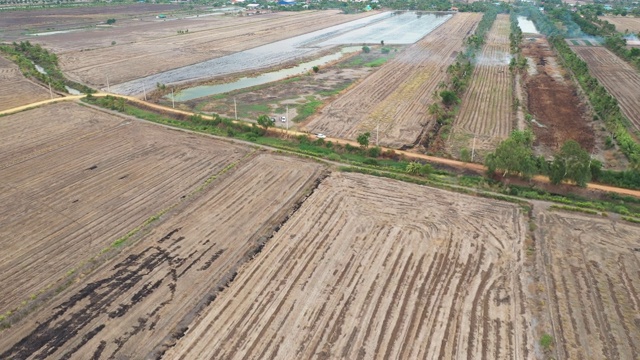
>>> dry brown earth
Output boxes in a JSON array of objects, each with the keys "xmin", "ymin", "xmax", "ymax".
[
  {"xmin": 534, "ymin": 209, "xmax": 640, "ymax": 360},
  {"xmin": 521, "ymin": 36, "xmax": 594, "ymax": 154},
  {"xmin": 0, "ymin": 102, "xmax": 250, "ymax": 316},
  {"xmin": 305, "ymin": 13, "xmax": 482, "ymax": 148},
  {"xmin": 0, "ymin": 4, "xmax": 182, "ymax": 34},
  {"xmin": 0, "ymin": 56, "xmax": 56, "ymax": 111},
  {"xmin": 449, "ymin": 14, "xmax": 513, "ymax": 160},
  {"xmin": 0, "ymin": 151, "xmax": 324, "ymax": 359},
  {"xmin": 166, "ymin": 172, "xmax": 531, "ymax": 359},
  {"xmin": 32, "ymin": 11, "xmax": 376, "ymax": 88},
  {"xmin": 571, "ymin": 46, "xmax": 640, "ymax": 131},
  {"xmin": 599, "ymin": 16, "xmax": 640, "ymax": 33}
]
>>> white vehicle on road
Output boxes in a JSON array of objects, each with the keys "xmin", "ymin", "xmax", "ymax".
[{"xmin": 316, "ymin": 133, "xmax": 327, "ymax": 139}]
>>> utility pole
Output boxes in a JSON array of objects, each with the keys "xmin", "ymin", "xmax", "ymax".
[
  {"xmin": 171, "ymin": 88, "xmax": 175, "ymax": 109},
  {"xmin": 234, "ymin": 97, "xmax": 237, "ymax": 120},
  {"xmin": 376, "ymin": 123, "xmax": 379, "ymax": 146},
  {"xmin": 106, "ymin": 74, "xmax": 110, "ymax": 92},
  {"xmin": 286, "ymin": 105, "xmax": 289, "ymax": 131},
  {"xmin": 142, "ymin": 83, "xmax": 147, "ymax": 101},
  {"xmin": 48, "ymin": 82, "xmax": 53, "ymax": 99}
]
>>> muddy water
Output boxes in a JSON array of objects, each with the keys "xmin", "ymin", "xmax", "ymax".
[{"xmin": 110, "ymin": 11, "xmax": 452, "ymax": 96}]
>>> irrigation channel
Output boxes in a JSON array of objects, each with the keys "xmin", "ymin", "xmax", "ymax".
[{"xmin": 110, "ymin": 11, "xmax": 452, "ymax": 96}]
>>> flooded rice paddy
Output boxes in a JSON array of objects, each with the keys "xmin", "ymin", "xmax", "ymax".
[{"xmin": 110, "ymin": 11, "xmax": 452, "ymax": 96}]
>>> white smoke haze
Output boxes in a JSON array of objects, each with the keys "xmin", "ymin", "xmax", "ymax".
[{"xmin": 473, "ymin": 51, "xmax": 513, "ymax": 66}]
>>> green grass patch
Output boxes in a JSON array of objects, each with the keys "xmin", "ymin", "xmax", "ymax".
[
  {"xmin": 582, "ymin": 39, "xmax": 593, "ymax": 46},
  {"xmin": 570, "ymin": 39, "xmax": 580, "ymax": 45},
  {"xmin": 293, "ymin": 98, "xmax": 323, "ymax": 122},
  {"xmin": 364, "ymin": 57, "xmax": 388, "ymax": 67}
]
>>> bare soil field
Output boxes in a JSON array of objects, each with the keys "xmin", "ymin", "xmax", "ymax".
[
  {"xmin": 0, "ymin": 55, "xmax": 56, "ymax": 111},
  {"xmin": 304, "ymin": 12, "xmax": 482, "ymax": 149},
  {"xmin": 0, "ymin": 4, "xmax": 182, "ymax": 35},
  {"xmin": 599, "ymin": 16, "xmax": 640, "ymax": 33},
  {"xmin": 521, "ymin": 36, "xmax": 595, "ymax": 154},
  {"xmin": 0, "ymin": 102, "xmax": 251, "ymax": 317},
  {"xmin": 23, "ymin": 10, "xmax": 376, "ymax": 88},
  {"xmin": 449, "ymin": 14, "xmax": 513, "ymax": 160},
  {"xmin": 0, "ymin": 152, "xmax": 324, "ymax": 359},
  {"xmin": 571, "ymin": 46, "xmax": 640, "ymax": 131},
  {"xmin": 534, "ymin": 209, "xmax": 640, "ymax": 360},
  {"xmin": 165, "ymin": 172, "xmax": 532, "ymax": 359}
]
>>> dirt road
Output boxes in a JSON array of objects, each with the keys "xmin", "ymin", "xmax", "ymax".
[{"xmin": 3, "ymin": 94, "xmax": 640, "ymax": 199}]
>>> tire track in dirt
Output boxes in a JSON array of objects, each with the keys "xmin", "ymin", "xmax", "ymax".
[
  {"xmin": 0, "ymin": 153, "xmax": 326, "ymax": 359},
  {"xmin": 534, "ymin": 210, "xmax": 640, "ymax": 360},
  {"xmin": 164, "ymin": 172, "xmax": 528, "ymax": 359}
]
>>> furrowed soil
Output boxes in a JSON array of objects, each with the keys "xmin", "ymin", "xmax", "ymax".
[
  {"xmin": 448, "ymin": 14, "xmax": 513, "ymax": 161},
  {"xmin": 0, "ymin": 102, "xmax": 250, "ymax": 317},
  {"xmin": 165, "ymin": 172, "xmax": 532, "ymax": 359},
  {"xmin": 17, "ymin": 10, "xmax": 376, "ymax": 88},
  {"xmin": 0, "ymin": 152, "xmax": 325, "ymax": 359},
  {"xmin": 304, "ymin": 12, "xmax": 483, "ymax": 149},
  {"xmin": 521, "ymin": 35, "xmax": 595, "ymax": 155},
  {"xmin": 571, "ymin": 46, "xmax": 640, "ymax": 131},
  {"xmin": 599, "ymin": 16, "xmax": 640, "ymax": 34},
  {"xmin": 533, "ymin": 208, "xmax": 640, "ymax": 360},
  {"xmin": 0, "ymin": 55, "xmax": 57, "ymax": 111},
  {"xmin": 0, "ymin": 4, "xmax": 182, "ymax": 35}
]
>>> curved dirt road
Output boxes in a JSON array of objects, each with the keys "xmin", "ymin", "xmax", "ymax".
[{"xmin": 3, "ymin": 93, "xmax": 639, "ymax": 199}]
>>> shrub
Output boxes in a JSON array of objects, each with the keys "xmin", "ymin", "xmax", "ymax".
[
  {"xmin": 362, "ymin": 45, "xmax": 370, "ymax": 53},
  {"xmin": 539, "ymin": 333, "xmax": 553, "ymax": 350}
]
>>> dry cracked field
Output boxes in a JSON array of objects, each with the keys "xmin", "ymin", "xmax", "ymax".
[
  {"xmin": 571, "ymin": 46, "xmax": 640, "ymax": 131},
  {"xmin": 448, "ymin": 14, "xmax": 513, "ymax": 160},
  {"xmin": 0, "ymin": 56, "xmax": 56, "ymax": 111},
  {"xmin": 305, "ymin": 12, "xmax": 482, "ymax": 149},
  {"xmin": 165, "ymin": 172, "xmax": 532, "ymax": 359},
  {"xmin": 534, "ymin": 209, "xmax": 640, "ymax": 360}
]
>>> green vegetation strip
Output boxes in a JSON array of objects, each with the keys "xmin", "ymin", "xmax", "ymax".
[
  {"xmin": 0, "ymin": 41, "xmax": 94, "ymax": 94},
  {"xmin": 82, "ymin": 96, "xmax": 640, "ymax": 219}
]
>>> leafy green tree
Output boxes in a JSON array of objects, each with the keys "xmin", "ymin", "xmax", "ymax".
[
  {"xmin": 312, "ymin": 65, "xmax": 319, "ymax": 73},
  {"xmin": 439, "ymin": 90, "xmax": 459, "ymax": 107},
  {"xmin": 256, "ymin": 114, "xmax": 272, "ymax": 133},
  {"xmin": 485, "ymin": 130, "xmax": 536, "ymax": 179},
  {"xmin": 406, "ymin": 161, "xmax": 421, "ymax": 175},
  {"xmin": 357, "ymin": 132, "xmax": 370, "ymax": 148},
  {"xmin": 549, "ymin": 140, "xmax": 592, "ymax": 187},
  {"xmin": 106, "ymin": 18, "xmax": 116, "ymax": 25},
  {"xmin": 362, "ymin": 45, "xmax": 370, "ymax": 53}
]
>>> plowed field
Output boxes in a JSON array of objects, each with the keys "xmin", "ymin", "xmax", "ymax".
[
  {"xmin": 0, "ymin": 102, "xmax": 250, "ymax": 316},
  {"xmin": 571, "ymin": 46, "xmax": 640, "ymax": 131},
  {"xmin": 599, "ymin": 16, "xmax": 640, "ymax": 33},
  {"xmin": 535, "ymin": 210, "xmax": 640, "ymax": 360},
  {"xmin": 522, "ymin": 36, "xmax": 594, "ymax": 154},
  {"xmin": 0, "ymin": 56, "xmax": 55, "ymax": 111},
  {"xmin": 43, "ymin": 10, "xmax": 375, "ymax": 88},
  {"xmin": 305, "ymin": 13, "xmax": 482, "ymax": 148},
  {"xmin": 449, "ymin": 14, "xmax": 513, "ymax": 160},
  {"xmin": 0, "ymin": 153, "xmax": 324, "ymax": 359},
  {"xmin": 165, "ymin": 172, "xmax": 531, "ymax": 359}
]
